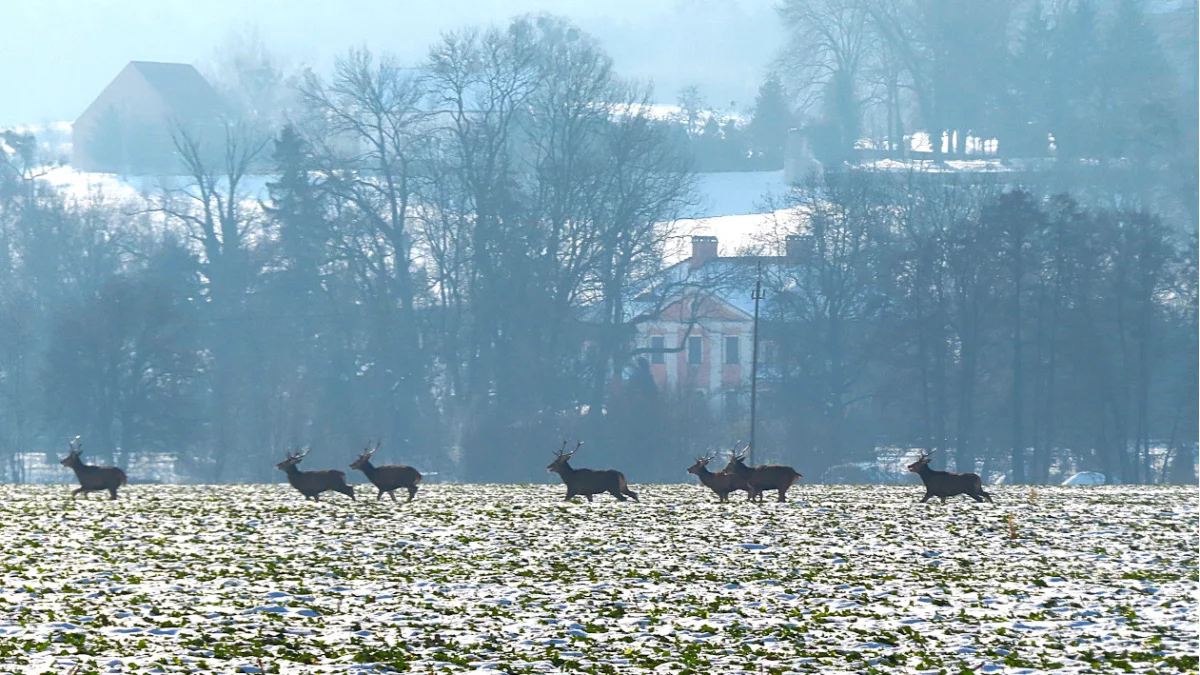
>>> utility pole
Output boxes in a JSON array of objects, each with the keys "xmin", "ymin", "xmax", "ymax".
[{"xmin": 749, "ymin": 262, "xmax": 765, "ymax": 466}]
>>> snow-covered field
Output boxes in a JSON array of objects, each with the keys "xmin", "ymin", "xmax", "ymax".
[{"xmin": 0, "ymin": 484, "xmax": 1194, "ymax": 674}]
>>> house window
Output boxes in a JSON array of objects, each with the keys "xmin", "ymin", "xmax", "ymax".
[
  {"xmin": 687, "ymin": 336, "xmax": 703, "ymax": 365},
  {"xmin": 724, "ymin": 336, "xmax": 740, "ymax": 365},
  {"xmin": 650, "ymin": 336, "xmax": 665, "ymax": 365}
]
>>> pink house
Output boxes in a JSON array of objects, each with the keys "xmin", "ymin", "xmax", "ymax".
[{"xmin": 623, "ymin": 235, "xmax": 795, "ymax": 418}]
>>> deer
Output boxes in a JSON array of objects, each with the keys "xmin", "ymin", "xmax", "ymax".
[
  {"xmin": 276, "ymin": 448, "xmax": 355, "ymax": 501},
  {"xmin": 349, "ymin": 441, "xmax": 423, "ymax": 502},
  {"xmin": 547, "ymin": 440, "xmax": 639, "ymax": 502},
  {"xmin": 59, "ymin": 436, "xmax": 127, "ymax": 500},
  {"xmin": 687, "ymin": 442, "xmax": 749, "ymax": 502},
  {"xmin": 907, "ymin": 450, "xmax": 993, "ymax": 503},
  {"xmin": 722, "ymin": 444, "xmax": 802, "ymax": 503}
]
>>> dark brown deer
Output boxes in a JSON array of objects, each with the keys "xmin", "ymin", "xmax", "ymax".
[
  {"xmin": 722, "ymin": 445, "xmax": 802, "ymax": 502},
  {"xmin": 276, "ymin": 449, "xmax": 355, "ymax": 501},
  {"xmin": 547, "ymin": 440, "xmax": 639, "ymax": 502},
  {"xmin": 687, "ymin": 443, "xmax": 749, "ymax": 502},
  {"xmin": 350, "ymin": 441, "xmax": 422, "ymax": 502},
  {"xmin": 907, "ymin": 450, "xmax": 993, "ymax": 503},
  {"xmin": 59, "ymin": 436, "xmax": 127, "ymax": 500}
]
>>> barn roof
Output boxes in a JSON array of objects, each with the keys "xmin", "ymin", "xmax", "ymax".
[
  {"xmin": 127, "ymin": 61, "xmax": 223, "ymax": 114},
  {"xmin": 76, "ymin": 61, "xmax": 224, "ymax": 123}
]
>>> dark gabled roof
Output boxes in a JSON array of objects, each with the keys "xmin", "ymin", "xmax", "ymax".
[{"xmin": 127, "ymin": 61, "xmax": 223, "ymax": 115}]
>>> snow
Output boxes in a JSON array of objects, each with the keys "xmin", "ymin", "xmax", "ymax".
[
  {"xmin": 1062, "ymin": 472, "xmax": 1108, "ymax": 486},
  {"xmin": 693, "ymin": 170, "xmax": 789, "ymax": 218},
  {"xmin": 36, "ymin": 165, "xmax": 274, "ymax": 205},
  {"xmin": 0, "ymin": 483, "xmax": 1193, "ymax": 674},
  {"xmin": 662, "ymin": 170, "xmax": 798, "ymax": 265}
]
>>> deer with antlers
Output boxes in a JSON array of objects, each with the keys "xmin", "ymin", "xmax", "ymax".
[
  {"xmin": 276, "ymin": 449, "xmax": 355, "ymax": 501},
  {"xmin": 350, "ymin": 441, "xmax": 423, "ymax": 502},
  {"xmin": 722, "ymin": 444, "xmax": 802, "ymax": 503},
  {"xmin": 907, "ymin": 450, "xmax": 993, "ymax": 503},
  {"xmin": 547, "ymin": 440, "xmax": 639, "ymax": 502},
  {"xmin": 59, "ymin": 436, "xmax": 127, "ymax": 500},
  {"xmin": 687, "ymin": 442, "xmax": 749, "ymax": 502}
]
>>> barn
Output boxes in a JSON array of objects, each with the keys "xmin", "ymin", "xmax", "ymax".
[{"xmin": 72, "ymin": 61, "xmax": 224, "ymax": 174}]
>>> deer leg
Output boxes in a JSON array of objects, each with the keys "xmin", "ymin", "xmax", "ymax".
[
  {"xmin": 777, "ymin": 488, "xmax": 787, "ymax": 502},
  {"xmin": 564, "ymin": 490, "xmax": 576, "ymax": 501},
  {"xmin": 377, "ymin": 489, "xmax": 384, "ymax": 500},
  {"xmin": 108, "ymin": 487, "xmax": 118, "ymax": 500},
  {"xmin": 388, "ymin": 490, "xmax": 398, "ymax": 503},
  {"xmin": 970, "ymin": 493, "xmax": 984, "ymax": 503},
  {"xmin": 72, "ymin": 487, "xmax": 84, "ymax": 498},
  {"xmin": 585, "ymin": 494, "xmax": 594, "ymax": 503},
  {"xmin": 938, "ymin": 496, "xmax": 947, "ymax": 503},
  {"xmin": 407, "ymin": 486, "xmax": 417, "ymax": 502},
  {"xmin": 920, "ymin": 492, "xmax": 932, "ymax": 503}
]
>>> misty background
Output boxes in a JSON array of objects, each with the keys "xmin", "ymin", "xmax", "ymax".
[
  {"xmin": 0, "ymin": 0, "xmax": 1196, "ymax": 487},
  {"xmin": 4, "ymin": 0, "xmax": 781, "ymax": 128}
]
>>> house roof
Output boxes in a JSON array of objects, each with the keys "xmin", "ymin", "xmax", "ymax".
[
  {"xmin": 77, "ymin": 61, "xmax": 224, "ymax": 123},
  {"xmin": 127, "ymin": 61, "xmax": 223, "ymax": 115},
  {"xmin": 610, "ymin": 253, "xmax": 790, "ymax": 326}
]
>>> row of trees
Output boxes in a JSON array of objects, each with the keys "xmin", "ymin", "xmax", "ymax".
[
  {"xmin": 778, "ymin": 0, "xmax": 1197, "ymax": 168},
  {"xmin": 758, "ymin": 173, "xmax": 1196, "ymax": 484},
  {"xmin": 0, "ymin": 14, "xmax": 1194, "ymax": 484}
]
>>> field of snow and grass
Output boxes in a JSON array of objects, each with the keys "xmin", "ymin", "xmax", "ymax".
[{"xmin": 0, "ymin": 484, "xmax": 1194, "ymax": 674}]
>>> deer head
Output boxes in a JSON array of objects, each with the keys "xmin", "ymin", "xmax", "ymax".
[
  {"xmin": 687, "ymin": 452, "xmax": 716, "ymax": 475},
  {"xmin": 59, "ymin": 436, "xmax": 83, "ymax": 467},
  {"xmin": 276, "ymin": 447, "xmax": 311, "ymax": 471},
  {"xmin": 547, "ymin": 440, "xmax": 582, "ymax": 474},
  {"xmin": 350, "ymin": 441, "xmax": 382, "ymax": 471},
  {"xmin": 907, "ymin": 449, "xmax": 934, "ymax": 473},
  {"xmin": 722, "ymin": 442, "xmax": 751, "ymax": 473}
]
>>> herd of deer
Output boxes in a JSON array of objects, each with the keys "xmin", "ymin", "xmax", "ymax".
[{"xmin": 55, "ymin": 437, "xmax": 995, "ymax": 504}]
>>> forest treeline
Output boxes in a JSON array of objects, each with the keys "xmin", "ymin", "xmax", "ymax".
[{"xmin": 0, "ymin": 12, "xmax": 1195, "ymax": 485}]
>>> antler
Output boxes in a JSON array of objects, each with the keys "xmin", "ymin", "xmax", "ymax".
[
  {"xmin": 732, "ymin": 442, "xmax": 750, "ymax": 461},
  {"xmin": 69, "ymin": 435, "xmax": 82, "ymax": 455},
  {"xmin": 554, "ymin": 440, "xmax": 569, "ymax": 457},
  {"xmin": 569, "ymin": 440, "xmax": 583, "ymax": 456},
  {"xmin": 362, "ymin": 441, "xmax": 381, "ymax": 458}
]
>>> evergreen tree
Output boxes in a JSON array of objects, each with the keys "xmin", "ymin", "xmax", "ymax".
[
  {"xmin": 746, "ymin": 74, "xmax": 794, "ymax": 168},
  {"xmin": 264, "ymin": 124, "xmax": 325, "ymax": 285},
  {"xmin": 1097, "ymin": 0, "xmax": 1173, "ymax": 162}
]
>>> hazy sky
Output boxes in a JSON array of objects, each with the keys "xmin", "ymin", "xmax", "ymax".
[{"xmin": 3, "ymin": 0, "xmax": 782, "ymax": 127}]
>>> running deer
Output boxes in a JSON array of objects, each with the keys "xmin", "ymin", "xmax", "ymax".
[
  {"xmin": 907, "ymin": 450, "xmax": 993, "ymax": 503},
  {"xmin": 722, "ymin": 445, "xmax": 802, "ymax": 502},
  {"xmin": 687, "ymin": 443, "xmax": 749, "ymax": 502},
  {"xmin": 59, "ymin": 436, "xmax": 127, "ymax": 500},
  {"xmin": 547, "ymin": 440, "xmax": 639, "ymax": 502},
  {"xmin": 350, "ymin": 441, "xmax": 423, "ymax": 502},
  {"xmin": 276, "ymin": 449, "xmax": 355, "ymax": 501}
]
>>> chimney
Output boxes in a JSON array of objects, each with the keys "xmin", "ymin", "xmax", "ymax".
[
  {"xmin": 690, "ymin": 235, "xmax": 719, "ymax": 268},
  {"xmin": 785, "ymin": 234, "xmax": 803, "ymax": 259}
]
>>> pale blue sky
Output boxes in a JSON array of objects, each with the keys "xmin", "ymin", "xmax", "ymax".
[{"xmin": 3, "ymin": 0, "xmax": 781, "ymax": 126}]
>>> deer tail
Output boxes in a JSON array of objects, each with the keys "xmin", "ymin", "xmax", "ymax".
[{"xmin": 119, "ymin": 469, "xmax": 128, "ymax": 486}]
